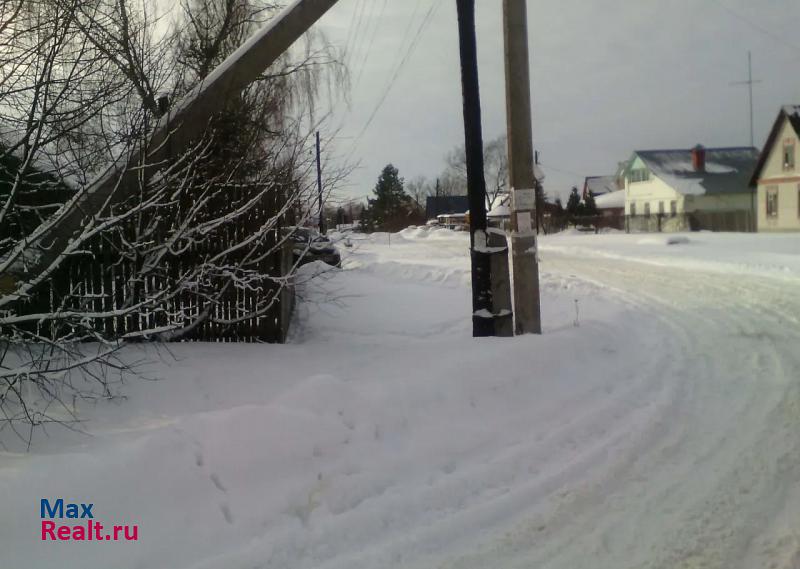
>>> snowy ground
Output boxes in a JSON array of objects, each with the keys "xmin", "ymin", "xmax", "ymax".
[{"xmin": 2, "ymin": 228, "xmax": 800, "ymax": 569}]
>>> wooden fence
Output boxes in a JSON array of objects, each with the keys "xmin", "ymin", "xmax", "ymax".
[{"xmin": 4, "ymin": 188, "xmax": 296, "ymax": 344}]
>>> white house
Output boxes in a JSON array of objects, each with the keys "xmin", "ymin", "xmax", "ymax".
[
  {"xmin": 749, "ymin": 105, "xmax": 800, "ymax": 232},
  {"xmin": 623, "ymin": 145, "xmax": 759, "ymax": 232}
]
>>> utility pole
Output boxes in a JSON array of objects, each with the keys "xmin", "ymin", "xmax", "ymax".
[
  {"xmin": 534, "ymin": 149, "xmax": 541, "ymax": 235},
  {"xmin": 503, "ymin": 0, "xmax": 542, "ymax": 335},
  {"xmin": 316, "ymin": 131, "xmax": 325, "ymax": 234},
  {"xmin": 731, "ymin": 51, "xmax": 762, "ymax": 148},
  {"xmin": 455, "ymin": 0, "xmax": 495, "ymax": 337}
]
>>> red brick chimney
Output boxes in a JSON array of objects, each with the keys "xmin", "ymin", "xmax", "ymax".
[{"xmin": 691, "ymin": 144, "xmax": 706, "ymax": 172}]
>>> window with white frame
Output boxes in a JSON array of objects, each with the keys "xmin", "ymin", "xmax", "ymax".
[
  {"xmin": 658, "ymin": 201, "xmax": 664, "ymax": 215},
  {"xmin": 630, "ymin": 202, "xmax": 637, "ymax": 216},
  {"xmin": 644, "ymin": 203, "xmax": 651, "ymax": 217},
  {"xmin": 766, "ymin": 186, "xmax": 779, "ymax": 218},
  {"xmin": 670, "ymin": 200, "xmax": 677, "ymax": 216}
]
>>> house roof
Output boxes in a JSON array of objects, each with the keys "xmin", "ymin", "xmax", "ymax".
[
  {"xmin": 426, "ymin": 195, "xmax": 469, "ymax": 219},
  {"xmin": 594, "ymin": 189, "xmax": 625, "ymax": 209},
  {"xmin": 632, "ymin": 146, "xmax": 759, "ymax": 196},
  {"xmin": 749, "ymin": 105, "xmax": 800, "ymax": 187},
  {"xmin": 583, "ymin": 175, "xmax": 617, "ymax": 196}
]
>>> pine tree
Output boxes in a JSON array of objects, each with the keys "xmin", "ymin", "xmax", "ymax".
[
  {"xmin": 566, "ymin": 186, "xmax": 581, "ymax": 217},
  {"xmin": 584, "ymin": 192, "xmax": 598, "ymax": 216},
  {"xmin": 366, "ymin": 164, "xmax": 413, "ymax": 230}
]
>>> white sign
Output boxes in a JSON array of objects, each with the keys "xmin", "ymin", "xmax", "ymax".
[
  {"xmin": 513, "ymin": 188, "xmax": 536, "ymax": 211},
  {"xmin": 516, "ymin": 211, "xmax": 534, "ymax": 235}
]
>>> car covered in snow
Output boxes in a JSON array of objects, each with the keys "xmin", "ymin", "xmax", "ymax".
[{"xmin": 288, "ymin": 228, "xmax": 341, "ymax": 267}]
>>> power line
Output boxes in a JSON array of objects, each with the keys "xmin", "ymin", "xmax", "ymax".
[
  {"xmin": 353, "ymin": 0, "xmax": 391, "ymax": 89},
  {"xmin": 538, "ymin": 161, "xmax": 586, "ymax": 180},
  {"xmin": 708, "ymin": 0, "xmax": 800, "ymax": 53},
  {"xmin": 342, "ymin": 0, "xmax": 367, "ymax": 68},
  {"xmin": 345, "ymin": 0, "xmax": 442, "ymax": 160}
]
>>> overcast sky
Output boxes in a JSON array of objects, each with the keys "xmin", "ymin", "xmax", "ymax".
[{"xmin": 312, "ymin": 0, "xmax": 800, "ymax": 203}]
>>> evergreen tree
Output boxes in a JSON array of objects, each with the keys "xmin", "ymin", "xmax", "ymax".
[
  {"xmin": 365, "ymin": 164, "xmax": 414, "ymax": 230},
  {"xmin": 566, "ymin": 186, "xmax": 581, "ymax": 217},
  {"xmin": 584, "ymin": 192, "xmax": 598, "ymax": 216}
]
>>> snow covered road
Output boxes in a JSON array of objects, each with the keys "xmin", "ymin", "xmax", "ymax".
[
  {"xmin": 488, "ymin": 247, "xmax": 800, "ymax": 569},
  {"xmin": 2, "ymin": 229, "xmax": 800, "ymax": 569}
]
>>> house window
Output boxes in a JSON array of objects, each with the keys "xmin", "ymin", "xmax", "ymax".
[
  {"xmin": 798, "ymin": 185, "xmax": 800, "ymax": 218},
  {"xmin": 644, "ymin": 203, "xmax": 651, "ymax": 217},
  {"xmin": 766, "ymin": 186, "xmax": 779, "ymax": 218},
  {"xmin": 670, "ymin": 200, "xmax": 677, "ymax": 216},
  {"xmin": 629, "ymin": 169, "xmax": 650, "ymax": 183},
  {"xmin": 658, "ymin": 201, "xmax": 665, "ymax": 215},
  {"xmin": 630, "ymin": 202, "xmax": 637, "ymax": 217},
  {"xmin": 783, "ymin": 143, "xmax": 796, "ymax": 170}
]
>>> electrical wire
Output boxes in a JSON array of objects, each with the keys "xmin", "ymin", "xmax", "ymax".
[
  {"xmin": 707, "ymin": 0, "xmax": 800, "ymax": 53},
  {"xmin": 344, "ymin": 0, "xmax": 443, "ymax": 162}
]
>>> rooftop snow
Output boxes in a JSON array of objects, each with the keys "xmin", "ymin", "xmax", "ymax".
[
  {"xmin": 635, "ymin": 147, "xmax": 759, "ymax": 196},
  {"xmin": 584, "ymin": 175, "xmax": 617, "ymax": 196},
  {"xmin": 594, "ymin": 189, "xmax": 625, "ymax": 209}
]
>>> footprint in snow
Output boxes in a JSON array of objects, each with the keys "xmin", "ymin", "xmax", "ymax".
[
  {"xmin": 220, "ymin": 503, "xmax": 234, "ymax": 524},
  {"xmin": 210, "ymin": 473, "xmax": 227, "ymax": 493}
]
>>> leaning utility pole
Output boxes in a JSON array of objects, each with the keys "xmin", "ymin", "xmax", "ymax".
[
  {"xmin": 316, "ymin": 131, "xmax": 325, "ymax": 234},
  {"xmin": 503, "ymin": 0, "xmax": 542, "ymax": 335},
  {"xmin": 1, "ymin": 0, "xmax": 341, "ymax": 288},
  {"xmin": 455, "ymin": 0, "xmax": 494, "ymax": 337}
]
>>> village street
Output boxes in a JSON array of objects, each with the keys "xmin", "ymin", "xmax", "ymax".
[{"xmin": 2, "ymin": 229, "xmax": 800, "ymax": 569}]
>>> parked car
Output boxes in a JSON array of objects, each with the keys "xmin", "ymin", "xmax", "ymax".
[{"xmin": 288, "ymin": 228, "xmax": 341, "ymax": 267}]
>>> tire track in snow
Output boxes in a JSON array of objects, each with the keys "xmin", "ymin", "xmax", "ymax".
[{"xmin": 496, "ymin": 251, "xmax": 800, "ymax": 569}]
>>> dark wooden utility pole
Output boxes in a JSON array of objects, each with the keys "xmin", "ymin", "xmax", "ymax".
[
  {"xmin": 316, "ymin": 131, "xmax": 325, "ymax": 234},
  {"xmin": 503, "ymin": 0, "xmax": 542, "ymax": 334},
  {"xmin": 455, "ymin": 0, "xmax": 494, "ymax": 337}
]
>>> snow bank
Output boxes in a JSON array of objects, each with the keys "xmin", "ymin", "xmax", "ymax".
[
  {"xmin": 3, "ymin": 230, "xmax": 800, "ymax": 569},
  {"xmin": 543, "ymin": 232, "xmax": 800, "ymax": 279}
]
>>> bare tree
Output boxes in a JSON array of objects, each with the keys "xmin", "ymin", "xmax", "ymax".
[
  {"xmin": 441, "ymin": 134, "xmax": 509, "ymax": 208},
  {"xmin": 0, "ymin": 0, "xmax": 347, "ymax": 442},
  {"xmin": 406, "ymin": 175, "xmax": 433, "ymax": 208}
]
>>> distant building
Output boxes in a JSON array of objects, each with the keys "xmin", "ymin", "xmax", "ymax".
[
  {"xmin": 437, "ymin": 212, "xmax": 468, "ymax": 231},
  {"xmin": 595, "ymin": 189, "xmax": 625, "ymax": 216},
  {"xmin": 582, "ymin": 175, "xmax": 619, "ymax": 201},
  {"xmin": 425, "ymin": 195, "xmax": 469, "ymax": 221},
  {"xmin": 749, "ymin": 105, "xmax": 800, "ymax": 232},
  {"xmin": 622, "ymin": 145, "xmax": 759, "ymax": 232},
  {"xmin": 488, "ymin": 193, "xmax": 511, "ymax": 231}
]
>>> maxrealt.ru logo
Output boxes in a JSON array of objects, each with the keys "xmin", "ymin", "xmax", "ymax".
[{"xmin": 40, "ymin": 499, "xmax": 139, "ymax": 542}]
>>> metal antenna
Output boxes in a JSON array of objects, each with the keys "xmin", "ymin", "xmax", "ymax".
[{"xmin": 730, "ymin": 51, "xmax": 762, "ymax": 147}]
